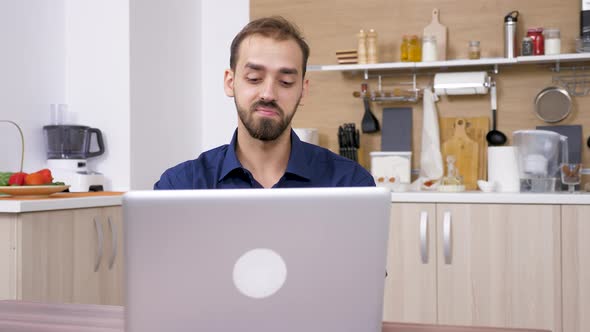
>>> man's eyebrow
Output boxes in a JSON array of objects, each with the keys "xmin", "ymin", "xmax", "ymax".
[
  {"xmin": 244, "ymin": 62, "xmax": 298, "ymax": 76},
  {"xmin": 244, "ymin": 62, "xmax": 264, "ymax": 71},
  {"xmin": 279, "ymin": 67, "xmax": 299, "ymax": 75}
]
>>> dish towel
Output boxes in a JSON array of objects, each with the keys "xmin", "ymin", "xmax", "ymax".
[{"xmin": 411, "ymin": 87, "xmax": 443, "ymax": 189}]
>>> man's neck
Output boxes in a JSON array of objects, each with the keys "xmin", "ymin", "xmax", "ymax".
[{"xmin": 235, "ymin": 127, "xmax": 291, "ymax": 188}]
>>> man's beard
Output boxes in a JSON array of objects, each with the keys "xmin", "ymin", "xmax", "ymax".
[{"xmin": 236, "ymin": 97, "xmax": 300, "ymax": 141}]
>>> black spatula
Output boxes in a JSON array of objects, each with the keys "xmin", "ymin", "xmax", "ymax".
[{"xmin": 360, "ymin": 83, "xmax": 380, "ymax": 133}]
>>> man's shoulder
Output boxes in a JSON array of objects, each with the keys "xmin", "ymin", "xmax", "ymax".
[
  {"xmin": 154, "ymin": 144, "xmax": 230, "ymax": 189},
  {"xmin": 301, "ymin": 142, "xmax": 375, "ymax": 187}
]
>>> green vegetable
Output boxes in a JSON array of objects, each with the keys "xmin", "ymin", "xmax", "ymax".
[
  {"xmin": 0, "ymin": 172, "xmax": 14, "ymax": 186},
  {"xmin": 51, "ymin": 182, "xmax": 65, "ymax": 186}
]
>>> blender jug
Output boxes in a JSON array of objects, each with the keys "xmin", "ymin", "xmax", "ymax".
[
  {"xmin": 43, "ymin": 125, "xmax": 105, "ymax": 159},
  {"xmin": 513, "ymin": 130, "xmax": 568, "ymax": 192}
]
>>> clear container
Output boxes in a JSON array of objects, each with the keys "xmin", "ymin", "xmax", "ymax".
[
  {"xmin": 408, "ymin": 35, "xmax": 421, "ymax": 62},
  {"xmin": 543, "ymin": 28, "xmax": 561, "ymax": 55},
  {"xmin": 468, "ymin": 40, "xmax": 481, "ymax": 59},
  {"xmin": 422, "ymin": 35, "xmax": 437, "ymax": 62}
]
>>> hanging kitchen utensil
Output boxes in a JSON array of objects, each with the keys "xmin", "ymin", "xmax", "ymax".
[
  {"xmin": 360, "ymin": 83, "xmax": 380, "ymax": 133},
  {"xmin": 423, "ymin": 8, "xmax": 447, "ymax": 60},
  {"xmin": 486, "ymin": 83, "xmax": 507, "ymax": 146},
  {"xmin": 534, "ymin": 86, "xmax": 572, "ymax": 123}
]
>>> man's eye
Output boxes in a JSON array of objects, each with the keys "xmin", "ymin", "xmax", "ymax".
[
  {"xmin": 246, "ymin": 77, "xmax": 261, "ymax": 83},
  {"xmin": 281, "ymin": 81, "xmax": 294, "ymax": 87}
]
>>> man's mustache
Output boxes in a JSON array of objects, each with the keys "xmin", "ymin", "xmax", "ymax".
[{"xmin": 251, "ymin": 100, "xmax": 283, "ymax": 115}]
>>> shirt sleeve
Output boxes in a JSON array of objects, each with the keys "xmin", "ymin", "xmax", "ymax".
[
  {"xmin": 352, "ymin": 165, "xmax": 376, "ymax": 187},
  {"xmin": 153, "ymin": 171, "xmax": 174, "ymax": 190}
]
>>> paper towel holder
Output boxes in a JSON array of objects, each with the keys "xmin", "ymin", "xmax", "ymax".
[{"xmin": 433, "ymin": 71, "xmax": 492, "ymax": 96}]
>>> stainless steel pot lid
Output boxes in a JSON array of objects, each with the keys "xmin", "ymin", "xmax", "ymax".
[{"xmin": 534, "ymin": 86, "xmax": 572, "ymax": 123}]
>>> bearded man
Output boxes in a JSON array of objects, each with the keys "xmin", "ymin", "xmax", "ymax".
[{"xmin": 155, "ymin": 16, "xmax": 374, "ymax": 189}]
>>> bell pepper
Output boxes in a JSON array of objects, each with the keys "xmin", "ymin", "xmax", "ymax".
[
  {"xmin": 36, "ymin": 169, "xmax": 53, "ymax": 184},
  {"xmin": 8, "ymin": 172, "xmax": 27, "ymax": 186}
]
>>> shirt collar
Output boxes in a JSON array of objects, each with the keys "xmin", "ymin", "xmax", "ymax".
[{"xmin": 218, "ymin": 129, "xmax": 312, "ymax": 182}]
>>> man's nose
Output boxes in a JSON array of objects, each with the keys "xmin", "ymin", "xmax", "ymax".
[{"xmin": 259, "ymin": 80, "xmax": 277, "ymax": 102}]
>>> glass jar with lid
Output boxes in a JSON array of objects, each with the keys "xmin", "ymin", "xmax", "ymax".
[
  {"xmin": 408, "ymin": 35, "xmax": 422, "ymax": 62},
  {"xmin": 543, "ymin": 28, "xmax": 561, "ymax": 55},
  {"xmin": 521, "ymin": 37, "xmax": 534, "ymax": 56},
  {"xmin": 400, "ymin": 35, "xmax": 409, "ymax": 62},
  {"xmin": 468, "ymin": 40, "xmax": 481, "ymax": 59},
  {"xmin": 422, "ymin": 35, "xmax": 437, "ymax": 61},
  {"xmin": 527, "ymin": 28, "xmax": 545, "ymax": 55}
]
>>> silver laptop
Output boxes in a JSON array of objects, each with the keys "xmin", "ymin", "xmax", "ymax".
[{"xmin": 124, "ymin": 187, "xmax": 390, "ymax": 332}]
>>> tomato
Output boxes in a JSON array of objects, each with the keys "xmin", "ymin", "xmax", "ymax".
[
  {"xmin": 8, "ymin": 172, "xmax": 27, "ymax": 186},
  {"xmin": 24, "ymin": 173, "xmax": 46, "ymax": 185},
  {"xmin": 36, "ymin": 169, "xmax": 53, "ymax": 184}
]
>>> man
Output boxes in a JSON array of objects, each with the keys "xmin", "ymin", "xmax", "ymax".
[{"xmin": 154, "ymin": 16, "xmax": 374, "ymax": 189}]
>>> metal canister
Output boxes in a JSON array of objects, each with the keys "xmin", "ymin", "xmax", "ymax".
[
  {"xmin": 522, "ymin": 37, "xmax": 533, "ymax": 56},
  {"xmin": 503, "ymin": 11, "xmax": 519, "ymax": 58}
]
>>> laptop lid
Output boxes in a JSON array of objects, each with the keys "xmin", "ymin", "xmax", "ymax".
[{"xmin": 124, "ymin": 187, "xmax": 390, "ymax": 332}]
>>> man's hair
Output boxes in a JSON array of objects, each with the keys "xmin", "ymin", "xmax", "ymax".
[{"xmin": 230, "ymin": 16, "xmax": 310, "ymax": 77}]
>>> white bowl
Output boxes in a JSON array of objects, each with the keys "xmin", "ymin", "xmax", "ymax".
[{"xmin": 477, "ymin": 180, "xmax": 496, "ymax": 192}]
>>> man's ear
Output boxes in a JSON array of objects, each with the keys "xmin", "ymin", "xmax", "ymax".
[
  {"xmin": 224, "ymin": 69, "xmax": 235, "ymax": 97},
  {"xmin": 299, "ymin": 78, "xmax": 309, "ymax": 106}
]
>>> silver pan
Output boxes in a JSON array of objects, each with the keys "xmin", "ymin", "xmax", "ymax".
[{"xmin": 534, "ymin": 86, "xmax": 572, "ymax": 123}]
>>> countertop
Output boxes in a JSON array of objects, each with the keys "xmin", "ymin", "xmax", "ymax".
[
  {"xmin": 1, "ymin": 191, "xmax": 588, "ymax": 214},
  {"xmin": 390, "ymin": 191, "xmax": 590, "ymax": 204},
  {"xmin": 0, "ymin": 192, "xmax": 123, "ymax": 213}
]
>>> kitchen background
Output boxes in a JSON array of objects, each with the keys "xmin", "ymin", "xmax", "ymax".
[
  {"xmin": 1, "ymin": 0, "xmax": 590, "ymax": 190},
  {"xmin": 253, "ymin": 0, "xmax": 590, "ymax": 186}
]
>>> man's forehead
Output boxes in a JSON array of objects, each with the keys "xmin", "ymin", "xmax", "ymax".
[{"xmin": 237, "ymin": 35, "xmax": 303, "ymax": 71}]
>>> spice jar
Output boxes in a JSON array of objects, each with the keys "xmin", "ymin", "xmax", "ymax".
[
  {"xmin": 422, "ymin": 35, "xmax": 437, "ymax": 61},
  {"xmin": 400, "ymin": 35, "xmax": 409, "ymax": 62},
  {"xmin": 543, "ymin": 28, "xmax": 561, "ymax": 55},
  {"xmin": 526, "ymin": 28, "xmax": 545, "ymax": 55},
  {"xmin": 408, "ymin": 35, "xmax": 421, "ymax": 62},
  {"xmin": 521, "ymin": 37, "xmax": 533, "ymax": 56},
  {"xmin": 468, "ymin": 40, "xmax": 481, "ymax": 59}
]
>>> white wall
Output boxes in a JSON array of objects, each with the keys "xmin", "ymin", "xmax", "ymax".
[
  {"xmin": 200, "ymin": 1, "xmax": 248, "ymax": 151},
  {"xmin": 0, "ymin": 0, "xmax": 66, "ymax": 173},
  {"xmin": 65, "ymin": 0, "xmax": 130, "ymax": 191},
  {"xmin": 1, "ymin": 1, "xmax": 248, "ymax": 190}
]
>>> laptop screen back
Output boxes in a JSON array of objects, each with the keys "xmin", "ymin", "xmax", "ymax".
[{"xmin": 124, "ymin": 187, "xmax": 390, "ymax": 332}]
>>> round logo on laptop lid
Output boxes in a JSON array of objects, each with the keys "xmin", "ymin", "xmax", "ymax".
[{"xmin": 232, "ymin": 248, "xmax": 287, "ymax": 299}]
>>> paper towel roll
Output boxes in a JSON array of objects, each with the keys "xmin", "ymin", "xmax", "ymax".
[
  {"xmin": 488, "ymin": 146, "xmax": 520, "ymax": 192},
  {"xmin": 434, "ymin": 71, "xmax": 489, "ymax": 96}
]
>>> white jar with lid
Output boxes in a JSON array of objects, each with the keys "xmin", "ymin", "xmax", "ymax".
[
  {"xmin": 422, "ymin": 35, "xmax": 437, "ymax": 61},
  {"xmin": 544, "ymin": 28, "xmax": 561, "ymax": 55}
]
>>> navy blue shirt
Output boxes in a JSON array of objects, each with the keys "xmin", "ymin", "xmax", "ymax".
[{"xmin": 154, "ymin": 130, "xmax": 375, "ymax": 189}]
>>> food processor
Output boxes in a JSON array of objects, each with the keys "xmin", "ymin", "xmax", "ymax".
[
  {"xmin": 43, "ymin": 125, "xmax": 106, "ymax": 192},
  {"xmin": 513, "ymin": 130, "xmax": 568, "ymax": 192}
]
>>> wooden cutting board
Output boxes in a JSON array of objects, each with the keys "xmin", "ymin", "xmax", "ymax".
[
  {"xmin": 423, "ymin": 8, "xmax": 447, "ymax": 60},
  {"xmin": 441, "ymin": 119, "xmax": 479, "ymax": 190},
  {"xmin": 440, "ymin": 116, "xmax": 489, "ymax": 184}
]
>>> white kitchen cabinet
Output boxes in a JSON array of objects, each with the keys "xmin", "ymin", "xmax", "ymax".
[
  {"xmin": 0, "ymin": 206, "xmax": 123, "ymax": 305},
  {"xmin": 562, "ymin": 205, "xmax": 590, "ymax": 332},
  {"xmin": 384, "ymin": 203, "xmax": 561, "ymax": 332},
  {"xmin": 383, "ymin": 203, "xmax": 437, "ymax": 323}
]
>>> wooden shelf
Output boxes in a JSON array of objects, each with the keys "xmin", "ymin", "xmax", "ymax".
[{"xmin": 307, "ymin": 53, "xmax": 590, "ymax": 76}]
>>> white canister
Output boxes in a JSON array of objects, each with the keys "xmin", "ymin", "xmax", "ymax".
[
  {"xmin": 544, "ymin": 28, "xmax": 561, "ymax": 55},
  {"xmin": 422, "ymin": 35, "xmax": 437, "ymax": 62},
  {"xmin": 293, "ymin": 128, "xmax": 319, "ymax": 145},
  {"xmin": 487, "ymin": 146, "xmax": 520, "ymax": 192}
]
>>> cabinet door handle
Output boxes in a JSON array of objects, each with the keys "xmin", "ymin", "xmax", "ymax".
[
  {"xmin": 108, "ymin": 217, "xmax": 118, "ymax": 270},
  {"xmin": 94, "ymin": 217, "xmax": 104, "ymax": 272},
  {"xmin": 443, "ymin": 211, "xmax": 452, "ymax": 265},
  {"xmin": 420, "ymin": 211, "xmax": 429, "ymax": 264}
]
